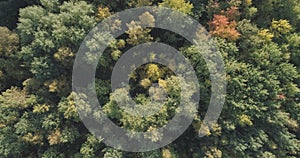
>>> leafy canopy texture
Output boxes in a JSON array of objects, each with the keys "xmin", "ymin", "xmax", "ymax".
[{"xmin": 0, "ymin": 0, "xmax": 299, "ymax": 157}]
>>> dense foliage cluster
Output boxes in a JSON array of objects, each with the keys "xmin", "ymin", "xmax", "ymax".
[{"xmin": 0, "ymin": 0, "xmax": 299, "ymax": 157}]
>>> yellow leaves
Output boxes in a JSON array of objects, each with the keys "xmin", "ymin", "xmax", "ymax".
[
  {"xmin": 193, "ymin": 121, "xmax": 222, "ymax": 137},
  {"xmin": 258, "ymin": 29, "xmax": 274, "ymax": 42},
  {"xmin": 228, "ymin": 0, "xmax": 242, "ymax": 7},
  {"xmin": 158, "ymin": 76, "xmax": 182, "ymax": 97},
  {"xmin": 139, "ymin": 11, "xmax": 155, "ymax": 27},
  {"xmin": 244, "ymin": 0, "xmax": 252, "ymax": 6},
  {"xmin": 158, "ymin": 79, "xmax": 167, "ymax": 90},
  {"xmin": 0, "ymin": 87, "xmax": 37, "ymax": 109},
  {"xmin": 110, "ymin": 19, "xmax": 122, "ymax": 32},
  {"xmin": 22, "ymin": 132, "xmax": 43, "ymax": 145},
  {"xmin": 111, "ymin": 50, "xmax": 122, "ymax": 60},
  {"xmin": 204, "ymin": 147, "xmax": 222, "ymax": 158},
  {"xmin": 48, "ymin": 129, "xmax": 61, "ymax": 145},
  {"xmin": 96, "ymin": 6, "xmax": 111, "ymax": 22},
  {"xmin": 53, "ymin": 47, "xmax": 74, "ymax": 66},
  {"xmin": 110, "ymin": 39, "xmax": 125, "ymax": 60},
  {"xmin": 146, "ymin": 64, "xmax": 161, "ymax": 81},
  {"xmin": 44, "ymin": 76, "xmax": 70, "ymax": 96},
  {"xmin": 63, "ymin": 101, "xmax": 77, "ymax": 119},
  {"xmin": 140, "ymin": 78, "xmax": 152, "ymax": 88},
  {"xmin": 271, "ymin": 19, "xmax": 293, "ymax": 37},
  {"xmin": 211, "ymin": 123, "xmax": 222, "ymax": 136},
  {"xmin": 162, "ymin": 148, "xmax": 172, "ymax": 158},
  {"xmin": 33, "ymin": 104, "xmax": 50, "ymax": 114},
  {"xmin": 0, "ymin": 124, "xmax": 5, "ymax": 129},
  {"xmin": 58, "ymin": 93, "xmax": 79, "ymax": 119},
  {"xmin": 126, "ymin": 20, "xmax": 153, "ymax": 45},
  {"xmin": 46, "ymin": 79, "xmax": 58, "ymax": 92},
  {"xmin": 159, "ymin": 0, "xmax": 193, "ymax": 15},
  {"xmin": 144, "ymin": 126, "xmax": 162, "ymax": 142},
  {"xmin": 198, "ymin": 123, "xmax": 212, "ymax": 136},
  {"xmin": 54, "ymin": 47, "xmax": 74, "ymax": 61},
  {"xmin": 125, "ymin": 11, "xmax": 155, "ymax": 45},
  {"xmin": 238, "ymin": 114, "xmax": 253, "ymax": 126},
  {"xmin": 286, "ymin": 118, "xmax": 299, "ymax": 130},
  {"xmin": 116, "ymin": 39, "xmax": 126, "ymax": 48}
]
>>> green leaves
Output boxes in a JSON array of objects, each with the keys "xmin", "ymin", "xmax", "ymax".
[
  {"xmin": 58, "ymin": 93, "xmax": 80, "ymax": 121},
  {"xmin": 0, "ymin": 27, "xmax": 19, "ymax": 57},
  {"xmin": 18, "ymin": 0, "xmax": 96, "ymax": 82},
  {"xmin": 0, "ymin": 0, "xmax": 299, "ymax": 157},
  {"xmin": 80, "ymin": 134, "xmax": 103, "ymax": 158},
  {"xmin": 103, "ymin": 147, "xmax": 123, "ymax": 158}
]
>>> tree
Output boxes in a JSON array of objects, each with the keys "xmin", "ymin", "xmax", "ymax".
[
  {"xmin": 0, "ymin": 27, "xmax": 28, "ymax": 91},
  {"xmin": 0, "ymin": 0, "xmax": 97, "ymax": 157},
  {"xmin": 209, "ymin": 14, "xmax": 241, "ymax": 41}
]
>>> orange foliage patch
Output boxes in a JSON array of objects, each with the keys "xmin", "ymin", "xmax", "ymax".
[{"xmin": 209, "ymin": 13, "xmax": 240, "ymax": 41}]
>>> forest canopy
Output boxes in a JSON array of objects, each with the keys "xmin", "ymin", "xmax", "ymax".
[{"xmin": 0, "ymin": 0, "xmax": 299, "ymax": 157}]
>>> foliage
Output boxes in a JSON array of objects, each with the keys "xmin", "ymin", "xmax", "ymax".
[
  {"xmin": 271, "ymin": 19, "xmax": 293, "ymax": 37},
  {"xmin": 258, "ymin": 29, "xmax": 274, "ymax": 42},
  {"xmin": 252, "ymin": 0, "xmax": 300, "ymax": 28},
  {"xmin": 0, "ymin": 27, "xmax": 28, "ymax": 91},
  {"xmin": 0, "ymin": 0, "xmax": 299, "ymax": 157},
  {"xmin": 96, "ymin": 6, "xmax": 112, "ymax": 22},
  {"xmin": 209, "ymin": 14, "xmax": 240, "ymax": 41},
  {"xmin": 0, "ymin": 27, "xmax": 19, "ymax": 57},
  {"xmin": 159, "ymin": 0, "xmax": 193, "ymax": 14}
]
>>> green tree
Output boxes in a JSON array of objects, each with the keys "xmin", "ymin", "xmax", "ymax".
[{"xmin": 0, "ymin": 27, "xmax": 28, "ymax": 91}]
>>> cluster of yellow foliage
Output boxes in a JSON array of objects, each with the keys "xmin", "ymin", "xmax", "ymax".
[
  {"xmin": 48, "ymin": 129, "xmax": 61, "ymax": 145},
  {"xmin": 238, "ymin": 114, "xmax": 253, "ymax": 126},
  {"xmin": 162, "ymin": 148, "xmax": 172, "ymax": 158},
  {"xmin": 271, "ymin": 19, "xmax": 293, "ymax": 37},
  {"xmin": 244, "ymin": 0, "xmax": 252, "ymax": 6},
  {"xmin": 110, "ymin": 39, "xmax": 126, "ymax": 61},
  {"xmin": 33, "ymin": 104, "xmax": 50, "ymax": 114},
  {"xmin": 44, "ymin": 76, "xmax": 70, "ymax": 96},
  {"xmin": 258, "ymin": 19, "xmax": 292, "ymax": 42},
  {"xmin": 58, "ymin": 92, "xmax": 79, "ymax": 119},
  {"xmin": 126, "ymin": 12, "xmax": 155, "ymax": 45},
  {"xmin": 96, "ymin": 6, "xmax": 111, "ymax": 22},
  {"xmin": 205, "ymin": 147, "xmax": 222, "ymax": 158},
  {"xmin": 258, "ymin": 29, "xmax": 274, "ymax": 42},
  {"xmin": 22, "ymin": 132, "xmax": 43, "ymax": 145},
  {"xmin": 159, "ymin": 0, "xmax": 193, "ymax": 15}
]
